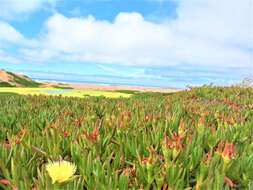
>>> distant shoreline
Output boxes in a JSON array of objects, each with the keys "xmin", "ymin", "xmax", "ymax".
[
  {"xmin": 0, "ymin": 69, "xmax": 181, "ymax": 92},
  {"xmin": 40, "ymin": 80, "xmax": 181, "ymax": 93},
  {"xmin": 33, "ymin": 77, "xmax": 184, "ymax": 90},
  {"xmin": 69, "ymin": 83, "xmax": 181, "ymax": 93}
]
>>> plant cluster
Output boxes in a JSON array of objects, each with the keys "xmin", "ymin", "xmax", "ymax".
[{"xmin": 0, "ymin": 87, "xmax": 252, "ymax": 189}]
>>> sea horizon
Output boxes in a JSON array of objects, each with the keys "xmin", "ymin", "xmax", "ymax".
[{"xmin": 1, "ymin": 68, "xmax": 246, "ymax": 89}]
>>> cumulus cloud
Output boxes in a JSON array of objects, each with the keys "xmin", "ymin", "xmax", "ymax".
[
  {"xmin": 37, "ymin": 12, "xmax": 172, "ymax": 65},
  {"xmin": 0, "ymin": 21, "xmax": 37, "ymax": 63},
  {"xmin": 1, "ymin": 0, "xmax": 253, "ymax": 69},
  {"xmin": 0, "ymin": 21, "xmax": 24, "ymax": 44},
  {"xmin": 175, "ymin": 0, "xmax": 253, "ymax": 50},
  {"xmin": 0, "ymin": 0, "xmax": 58, "ymax": 20},
  {"xmin": 0, "ymin": 21, "xmax": 39, "ymax": 49}
]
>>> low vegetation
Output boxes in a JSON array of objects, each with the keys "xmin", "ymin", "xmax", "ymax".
[
  {"xmin": 0, "ymin": 87, "xmax": 131, "ymax": 98},
  {"xmin": 0, "ymin": 86, "xmax": 252, "ymax": 189},
  {"xmin": 0, "ymin": 70, "xmax": 42, "ymax": 88},
  {"xmin": 0, "ymin": 82, "xmax": 15, "ymax": 87},
  {"xmin": 5, "ymin": 71, "xmax": 41, "ymax": 87}
]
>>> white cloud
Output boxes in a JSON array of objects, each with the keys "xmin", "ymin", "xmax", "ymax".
[
  {"xmin": 175, "ymin": 0, "xmax": 253, "ymax": 49},
  {"xmin": 0, "ymin": 21, "xmax": 39, "ymax": 48},
  {"xmin": 0, "ymin": 49, "xmax": 21, "ymax": 64},
  {"xmin": 0, "ymin": 0, "xmax": 58, "ymax": 20},
  {"xmin": 0, "ymin": 21, "xmax": 37, "ymax": 64},
  {"xmin": 0, "ymin": 21, "xmax": 24, "ymax": 44},
  {"xmin": 1, "ymin": 0, "xmax": 253, "ymax": 69},
  {"xmin": 37, "ymin": 12, "xmax": 172, "ymax": 65}
]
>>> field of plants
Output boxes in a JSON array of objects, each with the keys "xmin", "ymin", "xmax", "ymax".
[
  {"xmin": 0, "ymin": 86, "xmax": 253, "ymax": 189},
  {"xmin": 0, "ymin": 87, "xmax": 131, "ymax": 98}
]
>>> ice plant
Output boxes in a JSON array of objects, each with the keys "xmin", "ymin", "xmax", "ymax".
[
  {"xmin": 222, "ymin": 143, "xmax": 236, "ymax": 164},
  {"xmin": 63, "ymin": 130, "xmax": 70, "ymax": 137},
  {"xmin": 224, "ymin": 176, "xmax": 236, "ymax": 188},
  {"xmin": 45, "ymin": 161, "xmax": 76, "ymax": 184},
  {"xmin": 216, "ymin": 142, "xmax": 236, "ymax": 165},
  {"xmin": 162, "ymin": 133, "xmax": 184, "ymax": 161},
  {"xmin": 178, "ymin": 119, "xmax": 186, "ymax": 137},
  {"xmin": 0, "ymin": 179, "xmax": 10, "ymax": 186},
  {"xmin": 84, "ymin": 127, "xmax": 99, "ymax": 142}
]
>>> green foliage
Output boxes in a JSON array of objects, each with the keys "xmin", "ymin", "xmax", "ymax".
[
  {"xmin": 114, "ymin": 90, "xmax": 138, "ymax": 94},
  {"xmin": 0, "ymin": 82, "xmax": 15, "ymax": 87},
  {"xmin": 54, "ymin": 86, "xmax": 74, "ymax": 89},
  {"xmin": 0, "ymin": 86, "xmax": 252, "ymax": 189},
  {"xmin": 6, "ymin": 71, "xmax": 41, "ymax": 87},
  {"xmin": 0, "ymin": 92, "xmax": 18, "ymax": 96}
]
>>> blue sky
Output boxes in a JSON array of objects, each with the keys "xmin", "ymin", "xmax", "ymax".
[{"xmin": 0, "ymin": 0, "xmax": 252, "ymax": 88}]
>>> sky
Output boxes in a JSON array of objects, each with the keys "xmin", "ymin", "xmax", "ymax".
[{"xmin": 0, "ymin": 0, "xmax": 252, "ymax": 88}]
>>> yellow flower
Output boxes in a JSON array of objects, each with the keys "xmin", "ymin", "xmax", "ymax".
[{"xmin": 45, "ymin": 160, "xmax": 76, "ymax": 184}]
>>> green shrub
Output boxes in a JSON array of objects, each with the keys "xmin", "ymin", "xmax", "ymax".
[{"xmin": 0, "ymin": 82, "xmax": 15, "ymax": 87}]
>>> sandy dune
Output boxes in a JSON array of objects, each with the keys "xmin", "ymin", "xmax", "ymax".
[{"xmin": 0, "ymin": 70, "xmax": 12, "ymax": 82}]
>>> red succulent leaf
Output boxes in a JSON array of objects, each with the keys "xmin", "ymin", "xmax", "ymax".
[
  {"xmin": 63, "ymin": 131, "xmax": 70, "ymax": 137},
  {"xmin": 216, "ymin": 141, "xmax": 236, "ymax": 161},
  {"xmin": 224, "ymin": 176, "xmax": 236, "ymax": 188},
  {"xmin": 163, "ymin": 133, "xmax": 184, "ymax": 151},
  {"xmin": 222, "ymin": 143, "xmax": 236, "ymax": 160},
  {"xmin": 15, "ymin": 139, "xmax": 21, "ymax": 145},
  {"xmin": 84, "ymin": 127, "xmax": 99, "ymax": 142},
  {"xmin": 0, "ymin": 179, "xmax": 10, "ymax": 185}
]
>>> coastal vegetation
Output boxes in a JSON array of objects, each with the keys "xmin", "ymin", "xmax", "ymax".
[
  {"xmin": 0, "ymin": 70, "xmax": 72, "ymax": 89},
  {"xmin": 0, "ymin": 87, "xmax": 131, "ymax": 98},
  {"xmin": 0, "ymin": 86, "xmax": 252, "ymax": 189},
  {"xmin": 0, "ymin": 70, "xmax": 41, "ymax": 88},
  {"xmin": 5, "ymin": 71, "xmax": 41, "ymax": 87}
]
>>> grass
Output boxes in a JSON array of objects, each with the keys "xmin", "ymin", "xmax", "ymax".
[
  {"xmin": 0, "ymin": 87, "xmax": 132, "ymax": 98},
  {"xmin": 0, "ymin": 86, "xmax": 252, "ymax": 189}
]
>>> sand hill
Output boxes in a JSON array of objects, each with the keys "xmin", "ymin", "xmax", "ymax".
[{"xmin": 0, "ymin": 70, "xmax": 41, "ymax": 87}]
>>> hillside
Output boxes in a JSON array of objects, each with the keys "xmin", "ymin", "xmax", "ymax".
[{"xmin": 0, "ymin": 70, "xmax": 41, "ymax": 87}]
